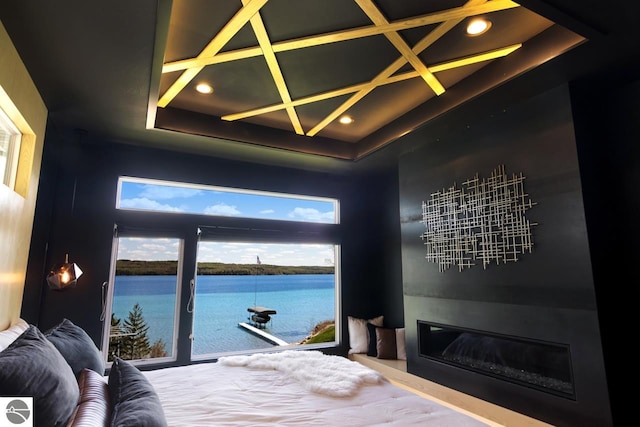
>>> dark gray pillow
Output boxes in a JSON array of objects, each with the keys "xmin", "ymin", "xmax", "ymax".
[
  {"xmin": 0, "ymin": 325, "xmax": 79, "ymax": 427},
  {"xmin": 366, "ymin": 321, "xmax": 378, "ymax": 356},
  {"xmin": 108, "ymin": 357, "xmax": 168, "ymax": 427},
  {"xmin": 45, "ymin": 318, "xmax": 105, "ymax": 377}
]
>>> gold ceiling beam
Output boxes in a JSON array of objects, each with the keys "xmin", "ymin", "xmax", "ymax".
[
  {"xmin": 279, "ymin": 0, "xmax": 518, "ymax": 52},
  {"xmin": 157, "ymin": 0, "xmax": 269, "ymax": 108},
  {"xmin": 243, "ymin": 0, "xmax": 304, "ymax": 135},
  {"xmin": 430, "ymin": 43, "xmax": 521, "ymax": 72},
  {"xmin": 222, "ymin": 44, "xmax": 522, "ymax": 122},
  {"xmin": 355, "ymin": 0, "xmax": 445, "ymax": 95},
  {"xmin": 306, "ymin": 0, "xmax": 490, "ymax": 137},
  {"xmin": 223, "ymin": 72, "xmax": 420, "ymax": 122},
  {"xmin": 162, "ymin": 0, "xmax": 520, "ymax": 74}
]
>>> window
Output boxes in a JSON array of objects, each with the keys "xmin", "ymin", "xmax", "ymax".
[
  {"xmin": 192, "ymin": 241, "xmax": 337, "ymax": 358},
  {"xmin": 117, "ymin": 176, "xmax": 338, "ymax": 224},
  {"xmin": 0, "ymin": 84, "xmax": 37, "ymax": 198},
  {"xmin": 104, "ymin": 177, "xmax": 340, "ymax": 365},
  {"xmin": 103, "ymin": 236, "xmax": 181, "ymax": 364},
  {"xmin": 0, "ymin": 106, "xmax": 21, "ymax": 190}
]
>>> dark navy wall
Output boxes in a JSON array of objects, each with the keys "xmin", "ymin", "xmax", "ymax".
[
  {"xmin": 397, "ymin": 84, "xmax": 611, "ymax": 426},
  {"xmin": 341, "ymin": 170, "xmax": 403, "ymax": 328},
  {"xmin": 22, "ymin": 133, "xmax": 402, "ymax": 361},
  {"xmin": 22, "ymin": 61, "xmax": 636, "ymax": 427},
  {"xmin": 571, "ymin": 70, "xmax": 640, "ymax": 427}
]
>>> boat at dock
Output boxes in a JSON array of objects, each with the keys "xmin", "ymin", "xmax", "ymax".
[{"xmin": 247, "ymin": 306, "xmax": 277, "ymax": 328}]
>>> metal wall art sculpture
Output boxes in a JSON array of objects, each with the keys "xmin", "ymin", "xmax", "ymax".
[{"xmin": 420, "ymin": 165, "xmax": 536, "ymax": 272}]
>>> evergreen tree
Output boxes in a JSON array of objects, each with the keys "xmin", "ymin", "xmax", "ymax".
[
  {"xmin": 108, "ymin": 313, "xmax": 124, "ymax": 361},
  {"xmin": 122, "ymin": 303, "xmax": 151, "ymax": 360},
  {"xmin": 107, "ymin": 303, "xmax": 168, "ymax": 361}
]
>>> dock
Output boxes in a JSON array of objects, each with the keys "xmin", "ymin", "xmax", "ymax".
[{"xmin": 238, "ymin": 322, "xmax": 288, "ymax": 346}]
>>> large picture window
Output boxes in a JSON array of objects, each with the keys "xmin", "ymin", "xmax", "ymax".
[
  {"xmin": 104, "ymin": 177, "xmax": 340, "ymax": 365},
  {"xmin": 192, "ymin": 241, "xmax": 337, "ymax": 358}
]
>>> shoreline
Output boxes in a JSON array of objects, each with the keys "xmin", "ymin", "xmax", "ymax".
[{"xmin": 116, "ymin": 260, "xmax": 334, "ymax": 276}]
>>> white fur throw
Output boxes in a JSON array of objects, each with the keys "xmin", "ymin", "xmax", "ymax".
[{"xmin": 218, "ymin": 350, "xmax": 384, "ymax": 397}]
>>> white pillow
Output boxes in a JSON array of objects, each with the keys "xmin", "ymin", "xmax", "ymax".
[
  {"xmin": 347, "ymin": 315, "xmax": 383, "ymax": 354},
  {"xmin": 0, "ymin": 318, "xmax": 29, "ymax": 352},
  {"xmin": 396, "ymin": 328, "xmax": 406, "ymax": 360}
]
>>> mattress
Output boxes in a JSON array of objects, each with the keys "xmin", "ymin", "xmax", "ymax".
[{"xmin": 143, "ymin": 350, "xmax": 488, "ymax": 426}]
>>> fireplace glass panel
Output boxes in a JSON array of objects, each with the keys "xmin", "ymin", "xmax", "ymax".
[{"xmin": 418, "ymin": 321, "xmax": 574, "ymax": 398}]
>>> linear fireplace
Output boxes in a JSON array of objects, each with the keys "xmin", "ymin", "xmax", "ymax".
[{"xmin": 418, "ymin": 321, "xmax": 574, "ymax": 399}]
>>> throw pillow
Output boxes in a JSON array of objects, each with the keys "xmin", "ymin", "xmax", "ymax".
[
  {"xmin": 44, "ymin": 318, "xmax": 105, "ymax": 377},
  {"xmin": 347, "ymin": 315, "xmax": 383, "ymax": 354},
  {"xmin": 376, "ymin": 327, "xmax": 398, "ymax": 359},
  {"xmin": 366, "ymin": 322, "xmax": 378, "ymax": 356},
  {"xmin": 66, "ymin": 368, "xmax": 111, "ymax": 427},
  {"xmin": 396, "ymin": 327, "xmax": 406, "ymax": 360},
  {"xmin": 368, "ymin": 326, "xmax": 407, "ymax": 360},
  {"xmin": 108, "ymin": 357, "xmax": 168, "ymax": 427},
  {"xmin": 0, "ymin": 326, "xmax": 79, "ymax": 427},
  {"xmin": 0, "ymin": 318, "xmax": 29, "ymax": 352}
]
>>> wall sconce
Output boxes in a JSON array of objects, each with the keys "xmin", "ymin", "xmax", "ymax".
[{"xmin": 46, "ymin": 253, "xmax": 83, "ymax": 290}]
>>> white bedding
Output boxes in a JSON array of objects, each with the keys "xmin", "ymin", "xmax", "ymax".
[{"xmin": 143, "ymin": 351, "xmax": 488, "ymax": 426}]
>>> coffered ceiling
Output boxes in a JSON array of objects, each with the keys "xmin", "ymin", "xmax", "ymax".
[
  {"xmin": 152, "ymin": 0, "xmax": 584, "ymax": 160},
  {"xmin": 0, "ymin": 1, "xmax": 636, "ymax": 170}
]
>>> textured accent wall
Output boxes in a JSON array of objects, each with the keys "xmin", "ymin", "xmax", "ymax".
[{"xmin": 398, "ymin": 84, "xmax": 611, "ymax": 426}]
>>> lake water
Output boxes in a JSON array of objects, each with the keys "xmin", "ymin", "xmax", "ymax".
[{"xmin": 111, "ymin": 274, "xmax": 335, "ymax": 356}]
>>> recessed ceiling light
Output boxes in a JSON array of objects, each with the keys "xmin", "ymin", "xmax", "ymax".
[
  {"xmin": 339, "ymin": 115, "xmax": 354, "ymax": 125},
  {"xmin": 195, "ymin": 83, "xmax": 213, "ymax": 94},
  {"xmin": 466, "ymin": 18, "xmax": 491, "ymax": 36}
]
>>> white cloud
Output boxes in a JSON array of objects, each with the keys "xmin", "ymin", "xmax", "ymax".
[
  {"xmin": 288, "ymin": 207, "xmax": 334, "ymax": 223},
  {"xmin": 260, "ymin": 209, "xmax": 275, "ymax": 214},
  {"xmin": 119, "ymin": 198, "xmax": 183, "ymax": 212},
  {"xmin": 118, "ymin": 238, "xmax": 181, "ymax": 261},
  {"xmin": 196, "ymin": 242, "xmax": 334, "ymax": 266},
  {"xmin": 204, "ymin": 203, "xmax": 241, "ymax": 216},
  {"xmin": 118, "ymin": 239, "xmax": 334, "ymax": 265}
]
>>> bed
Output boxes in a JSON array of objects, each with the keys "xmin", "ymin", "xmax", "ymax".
[
  {"xmin": 0, "ymin": 319, "xmax": 488, "ymax": 427},
  {"xmin": 144, "ymin": 350, "xmax": 488, "ymax": 426}
]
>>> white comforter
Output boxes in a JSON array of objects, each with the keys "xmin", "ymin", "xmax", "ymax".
[{"xmin": 143, "ymin": 350, "xmax": 488, "ymax": 426}]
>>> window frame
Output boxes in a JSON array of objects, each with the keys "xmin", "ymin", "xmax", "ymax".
[
  {"xmin": 106, "ymin": 177, "xmax": 342, "ymax": 367},
  {"xmin": 190, "ymin": 237, "xmax": 341, "ymax": 359},
  {"xmin": 0, "ymin": 106, "xmax": 22, "ymax": 190},
  {"xmin": 101, "ymin": 231, "xmax": 184, "ymax": 367},
  {"xmin": 116, "ymin": 176, "xmax": 340, "ymax": 224}
]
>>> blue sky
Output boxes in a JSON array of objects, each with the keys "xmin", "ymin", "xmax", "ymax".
[
  {"xmin": 115, "ymin": 179, "xmax": 337, "ymax": 266},
  {"xmin": 118, "ymin": 178, "xmax": 336, "ymax": 223}
]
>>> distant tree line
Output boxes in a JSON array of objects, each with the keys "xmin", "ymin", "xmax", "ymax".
[{"xmin": 116, "ymin": 260, "xmax": 334, "ymax": 276}]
